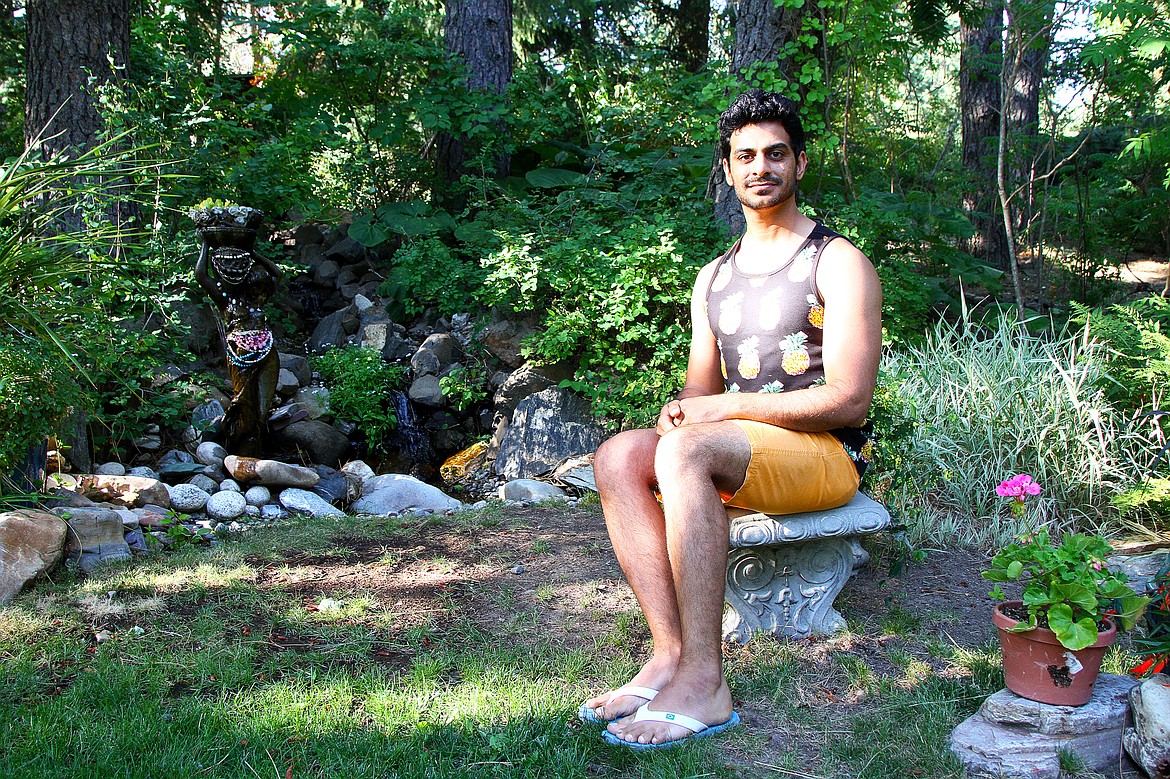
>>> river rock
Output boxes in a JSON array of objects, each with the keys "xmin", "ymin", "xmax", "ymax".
[
  {"xmin": 353, "ymin": 474, "xmax": 463, "ymax": 515},
  {"xmin": 219, "ymin": 479, "xmax": 242, "ymax": 493},
  {"xmin": 158, "ymin": 449, "xmax": 195, "ymax": 467},
  {"xmin": 206, "ymin": 491, "xmax": 248, "ymax": 521},
  {"xmin": 1124, "ymin": 673, "xmax": 1170, "ymax": 778},
  {"xmin": 128, "ymin": 466, "xmax": 159, "ymax": 480},
  {"xmin": 244, "ymin": 486, "xmax": 271, "ymax": 507},
  {"xmin": 410, "ymin": 333, "xmax": 461, "ymax": 376},
  {"xmin": 168, "ymin": 483, "xmax": 210, "ymax": 513},
  {"xmin": 189, "ymin": 474, "xmax": 220, "ymax": 494},
  {"xmin": 54, "ymin": 506, "xmax": 133, "ymax": 575},
  {"xmin": 500, "ymin": 479, "xmax": 567, "ymax": 502},
  {"xmin": 341, "ymin": 459, "xmax": 376, "ymax": 488},
  {"xmin": 77, "ymin": 475, "xmax": 171, "ymax": 509},
  {"xmin": 311, "ymin": 466, "xmax": 349, "ymax": 504},
  {"xmin": 408, "ymin": 374, "xmax": 445, "ymax": 407},
  {"xmin": 949, "ymin": 674, "xmax": 1139, "ymax": 778},
  {"xmin": 292, "ymin": 386, "xmax": 331, "ymax": 419},
  {"xmin": 494, "ymin": 387, "xmax": 605, "ymax": 479},
  {"xmin": 224, "ymin": 456, "xmax": 319, "ymax": 488},
  {"xmin": 94, "ymin": 461, "xmax": 126, "ymax": 476},
  {"xmin": 0, "ymin": 509, "xmax": 67, "ymax": 605},
  {"xmin": 273, "ymin": 419, "xmax": 351, "ymax": 468},
  {"xmin": 158, "ymin": 461, "xmax": 207, "ymax": 484},
  {"xmin": 195, "ymin": 441, "xmax": 228, "ymax": 467},
  {"xmin": 279, "ymin": 352, "xmax": 312, "ymax": 386},
  {"xmin": 261, "ymin": 504, "xmax": 289, "ymax": 521},
  {"xmin": 279, "ymin": 488, "xmax": 346, "ymax": 518},
  {"xmin": 276, "ymin": 368, "xmax": 300, "ymax": 396}
]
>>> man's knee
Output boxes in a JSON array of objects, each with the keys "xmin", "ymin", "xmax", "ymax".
[
  {"xmin": 654, "ymin": 423, "xmax": 748, "ymax": 489},
  {"xmin": 595, "ymin": 429, "xmax": 657, "ymax": 489}
]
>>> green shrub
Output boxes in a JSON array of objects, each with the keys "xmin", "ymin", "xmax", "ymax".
[
  {"xmin": 0, "ymin": 336, "xmax": 85, "ymax": 480},
  {"xmin": 311, "ymin": 346, "xmax": 406, "ymax": 451},
  {"xmin": 1071, "ymin": 296, "xmax": 1170, "ymax": 410}
]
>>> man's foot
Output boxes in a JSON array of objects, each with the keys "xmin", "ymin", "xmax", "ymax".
[
  {"xmin": 580, "ymin": 656, "xmax": 676, "ymax": 723},
  {"xmin": 605, "ymin": 673, "xmax": 733, "ymax": 746}
]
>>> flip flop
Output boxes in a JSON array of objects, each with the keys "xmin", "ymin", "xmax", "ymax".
[
  {"xmin": 602, "ymin": 703, "xmax": 741, "ymax": 751},
  {"xmin": 577, "ymin": 685, "xmax": 660, "ymax": 724}
]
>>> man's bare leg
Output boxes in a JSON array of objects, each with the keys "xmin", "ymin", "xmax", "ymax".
[
  {"xmin": 582, "ymin": 428, "xmax": 684, "ymax": 721},
  {"xmin": 607, "ymin": 422, "xmax": 750, "ymax": 745}
]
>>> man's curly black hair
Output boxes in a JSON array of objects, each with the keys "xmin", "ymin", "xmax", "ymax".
[{"xmin": 718, "ymin": 89, "xmax": 805, "ymax": 162}]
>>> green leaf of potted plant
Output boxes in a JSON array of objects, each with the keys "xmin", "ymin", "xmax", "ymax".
[{"xmin": 983, "ymin": 474, "xmax": 1150, "ymax": 706}]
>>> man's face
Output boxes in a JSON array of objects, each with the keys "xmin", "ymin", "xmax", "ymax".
[{"xmin": 722, "ymin": 121, "xmax": 808, "ymax": 212}]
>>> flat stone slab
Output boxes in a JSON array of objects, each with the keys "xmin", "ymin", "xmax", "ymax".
[{"xmin": 950, "ymin": 674, "xmax": 1138, "ymax": 779}]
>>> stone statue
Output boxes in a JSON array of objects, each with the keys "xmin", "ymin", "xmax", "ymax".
[{"xmin": 192, "ymin": 205, "xmax": 281, "ymax": 456}]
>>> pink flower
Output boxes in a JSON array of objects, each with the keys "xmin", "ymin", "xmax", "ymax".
[{"xmin": 996, "ymin": 474, "xmax": 1042, "ymax": 499}]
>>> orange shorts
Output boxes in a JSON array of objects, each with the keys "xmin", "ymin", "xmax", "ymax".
[{"xmin": 722, "ymin": 420, "xmax": 860, "ymax": 515}]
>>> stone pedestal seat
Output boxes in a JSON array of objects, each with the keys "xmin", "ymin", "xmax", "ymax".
[{"xmin": 722, "ymin": 491, "xmax": 892, "ymax": 643}]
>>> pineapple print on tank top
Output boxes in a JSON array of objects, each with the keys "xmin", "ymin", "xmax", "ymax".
[{"xmin": 706, "ymin": 222, "xmax": 842, "ymax": 394}]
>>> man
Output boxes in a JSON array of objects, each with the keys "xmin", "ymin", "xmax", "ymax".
[{"xmin": 579, "ymin": 89, "xmax": 883, "ymax": 750}]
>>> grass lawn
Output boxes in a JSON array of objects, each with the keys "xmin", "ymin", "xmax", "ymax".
[{"xmin": 0, "ymin": 503, "xmax": 1138, "ymax": 778}]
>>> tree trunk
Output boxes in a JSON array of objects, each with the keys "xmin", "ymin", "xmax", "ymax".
[
  {"xmin": 675, "ymin": 0, "xmax": 709, "ymax": 73},
  {"xmin": 24, "ymin": 0, "xmax": 130, "ymax": 158},
  {"xmin": 708, "ymin": 0, "xmax": 803, "ymax": 234},
  {"xmin": 1006, "ymin": 0, "xmax": 1054, "ymax": 237},
  {"xmin": 436, "ymin": 0, "xmax": 513, "ymax": 190},
  {"xmin": 959, "ymin": 0, "xmax": 1009, "ymax": 271}
]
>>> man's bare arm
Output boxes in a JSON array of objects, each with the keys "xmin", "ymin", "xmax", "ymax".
[
  {"xmin": 656, "ymin": 261, "xmax": 726, "ymax": 434},
  {"xmin": 666, "ymin": 240, "xmax": 882, "ymax": 432}
]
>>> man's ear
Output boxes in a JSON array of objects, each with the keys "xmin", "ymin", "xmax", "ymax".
[
  {"xmin": 722, "ymin": 157, "xmax": 733, "ymax": 186},
  {"xmin": 795, "ymin": 151, "xmax": 809, "ymax": 181}
]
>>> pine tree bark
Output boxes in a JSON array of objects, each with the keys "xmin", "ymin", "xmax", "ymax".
[
  {"xmin": 959, "ymin": 0, "xmax": 1009, "ymax": 271},
  {"xmin": 24, "ymin": 0, "xmax": 130, "ymax": 158},
  {"xmin": 1006, "ymin": 0, "xmax": 1054, "ymax": 237},
  {"xmin": 435, "ymin": 0, "xmax": 513, "ymax": 190},
  {"xmin": 709, "ymin": 0, "xmax": 803, "ymax": 234}
]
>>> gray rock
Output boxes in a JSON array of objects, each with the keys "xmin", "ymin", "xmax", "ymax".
[
  {"xmin": 279, "ymin": 353, "xmax": 312, "ymax": 386},
  {"xmin": 244, "ymin": 486, "xmax": 271, "ymax": 507},
  {"xmin": 219, "ymin": 479, "xmax": 242, "ymax": 492},
  {"xmin": 114, "ymin": 509, "xmax": 140, "ymax": 528},
  {"xmin": 206, "ymin": 491, "xmax": 248, "ymax": 521},
  {"xmin": 1124, "ymin": 673, "xmax": 1170, "ymax": 778},
  {"xmin": 410, "ymin": 333, "xmax": 461, "ymax": 376},
  {"xmin": 276, "ymin": 368, "xmax": 300, "ymax": 396},
  {"xmin": 168, "ymin": 483, "xmax": 211, "ymax": 513},
  {"xmin": 158, "ymin": 449, "xmax": 195, "ymax": 467},
  {"xmin": 1108, "ymin": 549, "xmax": 1169, "ymax": 594},
  {"xmin": 294, "ymin": 223, "xmax": 324, "ymax": 247},
  {"xmin": 408, "ymin": 374, "xmax": 445, "ymax": 407},
  {"xmin": 244, "ymin": 505, "xmax": 261, "ymax": 518},
  {"xmin": 335, "ymin": 266, "xmax": 358, "ymax": 287},
  {"xmin": 195, "ymin": 441, "xmax": 229, "ymax": 467},
  {"xmin": 309, "ymin": 310, "xmax": 347, "ymax": 354},
  {"xmin": 0, "ymin": 510, "xmax": 68, "ymax": 605},
  {"xmin": 158, "ymin": 461, "xmax": 207, "ymax": 484},
  {"xmin": 95, "ymin": 462, "xmax": 126, "ymax": 476},
  {"xmin": 291, "ymin": 386, "xmax": 331, "ymax": 419},
  {"xmin": 353, "ymin": 474, "xmax": 462, "ymax": 515},
  {"xmin": 325, "ymin": 236, "xmax": 365, "ymax": 264},
  {"xmin": 132, "ymin": 434, "xmax": 162, "ymax": 452},
  {"xmin": 479, "ymin": 315, "xmax": 538, "ymax": 368},
  {"xmin": 950, "ymin": 675, "xmax": 1139, "ymax": 779},
  {"xmin": 353, "ymin": 293, "xmax": 375, "ymax": 313},
  {"xmin": 125, "ymin": 530, "xmax": 148, "ymax": 554},
  {"xmin": 311, "ymin": 466, "xmax": 348, "ymax": 504},
  {"xmin": 128, "ymin": 466, "xmax": 159, "ymax": 479},
  {"xmin": 224, "ymin": 456, "xmax": 319, "ymax": 488},
  {"xmin": 314, "ymin": 258, "xmax": 341, "ymax": 286},
  {"xmin": 500, "ymin": 479, "xmax": 567, "ymax": 502},
  {"xmin": 261, "ymin": 504, "xmax": 289, "ymax": 521},
  {"xmin": 189, "ymin": 474, "xmax": 220, "ymax": 494},
  {"xmin": 192, "ymin": 400, "xmax": 225, "ymax": 431},
  {"xmin": 493, "ymin": 362, "xmax": 575, "ymax": 418},
  {"xmin": 279, "ymin": 488, "xmax": 346, "ymax": 518},
  {"xmin": 494, "ymin": 387, "xmax": 604, "ymax": 479},
  {"xmin": 273, "ymin": 419, "xmax": 351, "ymax": 468},
  {"xmin": 55, "ymin": 506, "xmax": 133, "ymax": 575}
]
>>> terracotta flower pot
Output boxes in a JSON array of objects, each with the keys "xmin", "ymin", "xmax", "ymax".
[{"xmin": 993, "ymin": 600, "xmax": 1116, "ymax": 706}]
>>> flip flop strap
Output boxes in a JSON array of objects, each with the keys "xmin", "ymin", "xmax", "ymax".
[
  {"xmin": 605, "ymin": 685, "xmax": 658, "ymax": 706},
  {"xmin": 631, "ymin": 704, "xmax": 706, "ymax": 734}
]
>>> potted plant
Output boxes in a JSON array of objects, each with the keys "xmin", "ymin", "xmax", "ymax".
[{"xmin": 983, "ymin": 474, "xmax": 1149, "ymax": 706}]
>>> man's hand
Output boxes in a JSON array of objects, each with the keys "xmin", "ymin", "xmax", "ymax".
[{"xmin": 655, "ymin": 395, "xmax": 731, "ymax": 435}]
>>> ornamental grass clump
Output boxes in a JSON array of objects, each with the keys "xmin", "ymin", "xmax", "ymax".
[{"xmin": 983, "ymin": 474, "xmax": 1149, "ymax": 651}]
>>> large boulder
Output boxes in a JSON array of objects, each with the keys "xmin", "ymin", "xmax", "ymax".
[
  {"xmin": 77, "ymin": 475, "xmax": 171, "ymax": 509},
  {"xmin": 494, "ymin": 387, "xmax": 605, "ymax": 479},
  {"xmin": 353, "ymin": 474, "xmax": 463, "ymax": 515},
  {"xmin": 0, "ymin": 510, "xmax": 67, "ymax": 605},
  {"xmin": 479, "ymin": 315, "xmax": 538, "ymax": 368},
  {"xmin": 410, "ymin": 333, "xmax": 462, "ymax": 376},
  {"xmin": 493, "ymin": 362, "xmax": 575, "ymax": 419},
  {"xmin": 279, "ymin": 488, "xmax": 346, "ymax": 518},
  {"xmin": 273, "ymin": 419, "xmax": 351, "ymax": 468},
  {"xmin": 54, "ymin": 506, "xmax": 133, "ymax": 575},
  {"xmin": 309, "ymin": 309, "xmax": 347, "ymax": 354}
]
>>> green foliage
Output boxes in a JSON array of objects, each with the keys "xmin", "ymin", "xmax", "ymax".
[
  {"xmin": 439, "ymin": 365, "xmax": 489, "ymax": 412},
  {"xmin": 1072, "ymin": 296, "xmax": 1170, "ymax": 410},
  {"xmin": 0, "ymin": 336, "xmax": 85, "ymax": 480},
  {"xmin": 1131, "ymin": 556, "xmax": 1170, "ymax": 677},
  {"xmin": 882, "ymin": 312, "xmax": 1149, "ymax": 546},
  {"xmin": 311, "ymin": 347, "xmax": 406, "ymax": 452},
  {"xmin": 984, "ymin": 528, "xmax": 1148, "ymax": 650}
]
